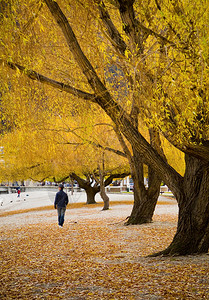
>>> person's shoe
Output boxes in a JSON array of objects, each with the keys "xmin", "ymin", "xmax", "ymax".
[{"xmin": 59, "ymin": 225, "xmax": 63, "ymax": 228}]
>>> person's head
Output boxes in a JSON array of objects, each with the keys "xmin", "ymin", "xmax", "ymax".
[{"xmin": 58, "ymin": 183, "xmax": 64, "ymax": 191}]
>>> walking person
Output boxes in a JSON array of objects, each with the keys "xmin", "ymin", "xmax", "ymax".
[
  {"xmin": 54, "ymin": 184, "xmax": 69, "ymax": 227},
  {"xmin": 17, "ymin": 188, "xmax": 21, "ymax": 198}
]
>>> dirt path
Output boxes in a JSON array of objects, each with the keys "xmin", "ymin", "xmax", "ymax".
[{"xmin": 0, "ymin": 203, "xmax": 178, "ymax": 227}]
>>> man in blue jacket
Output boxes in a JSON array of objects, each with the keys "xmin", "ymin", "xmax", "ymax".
[{"xmin": 54, "ymin": 184, "xmax": 69, "ymax": 227}]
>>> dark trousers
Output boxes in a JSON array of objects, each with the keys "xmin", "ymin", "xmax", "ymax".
[{"xmin": 57, "ymin": 207, "xmax": 66, "ymax": 226}]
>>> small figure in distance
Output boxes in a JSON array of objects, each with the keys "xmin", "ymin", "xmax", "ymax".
[
  {"xmin": 54, "ymin": 183, "xmax": 69, "ymax": 228},
  {"xmin": 17, "ymin": 188, "xmax": 21, "ymax": 198}
]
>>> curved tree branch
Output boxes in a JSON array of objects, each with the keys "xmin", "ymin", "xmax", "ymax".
[
  {"xmin": 95, "ymin": 0, "xmax": 127, "ymax": 55},
  {"xmin": 114, "ymin": 127, "xmax": 132, "ymax": 160},
  {"xmin": 117, "ymin": 0, "xmax": 176, "ymax": 51},
  {"xmin": 117, "ymin": 0, "xmax": 144, "ymax": 52},
  {"xmin": 1, "ymin": 59, "xmax": 96, "ymax": 102},
  {"xmin": 41, "ymin": 125, "xmax": 127, "ymax": 158},
  {"xmin": 104, "ymin": 171, "xmax": 130, "ymax": 186}
]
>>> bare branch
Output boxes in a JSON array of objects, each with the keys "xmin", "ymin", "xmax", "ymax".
[
  {"xmin": 58, "ymin": 142, "xmax": 84, "ymax": 146},
  {"xmin": 114, "ymin": 127, "xmax": 132, "ymax": 160},
  {"xmin": 95, "ymin": 0, "xmax": 127, "ymax": 55},
  {"xmin": 70, "ymin": 172, "xmax": 100, "ymax": 191},
  {"xmin": 63, "ymin": 138, "xmax": 127, "ymax": 158},
  {"xmin": 43, "ymin": 124, "xmax": 126, "ymax": 158},
  {"xmin": 1, "ymin": 59, "xmax": 96, "ymax": 102},
  {"xmin": 137, "ymin": 22, "xmax": 176, "ymax": 47},
  {"xmin": 44, "ymin": 0, "xmax": 107, "ymax": 96},
  {"xmin": 104, "ymin": 171, "xmax": 130, "ymax": 186},
  {"xmin": 117, "ymin": 0, "xmax": 144, "ymax": 51},
  {"xmin": 22, "ymin": 3, "xmax": 43, "ymax": 33},
  {"xmin": 28, "ymin": 175, "xmax": 51, "ymax": 182},
  {"xmin": 117, "ymin": 0, "xmax": 176, "ymax": 51},
  {"xmin": 154, "ymin": 0, "xmax": 182, "ymax": 41},
  {"xmin": 91, "ymin": 141, "xmax": 127, "ymax": 158}
]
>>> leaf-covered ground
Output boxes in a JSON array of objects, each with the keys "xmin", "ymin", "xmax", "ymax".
[{"xmin": 0, "ymin": 203, "xmax": 209, "ymax": 299}]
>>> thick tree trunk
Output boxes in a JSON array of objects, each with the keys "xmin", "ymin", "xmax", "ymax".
[
  {"xmin": 151, "ymin": 155, "xmax": 209, "ymax": 256},
  {"xmin": 126, "ymin": 185, "xmax": 154, "ymax": 225},
  {"xmin": 85, "ymin": 186, "xmax": 98, "ymax": 204},
  {"xmin": 70, "ymin": 173, "xmax": 99, "ymax": 204},
  {"xmin": 125, "ymin": 167, "xmax": 160, "ymax": 225},
  {"xmin": 100, "ymin": 186, "xmax": 109, "ymax": 210},
  {"xmin": 126, "ymin": 146, "xmax": 161, "ymax": 225},
  {"xmin": 98, "ymin": 160, "xmax": 110, "ymax": 210},
  {"xmin": 101, "ymin": 172, "xmax": 130, "ymax": 210}
]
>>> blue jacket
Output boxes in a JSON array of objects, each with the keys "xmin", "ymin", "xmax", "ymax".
[{"xmin": 54, "ymin": 190, "xmax": 69, "ymax": 208}]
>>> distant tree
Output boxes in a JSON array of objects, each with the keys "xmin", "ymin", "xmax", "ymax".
[{"xmin": 0, "ymin": 106, "xmax": 130, "ymax": 209}]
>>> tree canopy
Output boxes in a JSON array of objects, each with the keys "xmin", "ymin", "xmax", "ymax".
[{"xmin": 1, "ymin": 0, "xmax": 209, "ymax": 255}]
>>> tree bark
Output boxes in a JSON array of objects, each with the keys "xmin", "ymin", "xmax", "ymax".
[
  {"xmin": 98, "ymin": 163, "xmax": 110, "ymax": 210},
  {"xmin": 125, "ymin": 148, "xmax": 161, "ymax": 225},
  {"xmin": 117, "ymin": 126, "xmax": 162, "ymax": 226},
  {"xmin": 126, "ymin": 175, "xmax": 160, "ymax": 225},
  {"xmin": 70, "ymin": 173, "xmax": 99, "ymax": 204},
  {"xmin": 100, "ymin": 185, "xmax": 109, "ymax": 210},
  {"xmin": 151, "ymin": 155, "xmax": 209, "ymax": 256},
  {"xmin": 85, "ymin": 186, "xmax": 98, "ymax": 204}
]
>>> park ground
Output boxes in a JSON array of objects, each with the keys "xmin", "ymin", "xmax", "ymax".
[{"xmin": 0, "ymin": 191, "xmax": 209, "ymax": 299}]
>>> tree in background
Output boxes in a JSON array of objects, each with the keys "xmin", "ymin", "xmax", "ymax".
[{"xmin": 0, "ymin": 91, "xmax": 130, "ymax": 209}]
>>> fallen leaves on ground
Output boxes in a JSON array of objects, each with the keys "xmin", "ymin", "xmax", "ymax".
[
  {"xmin": 0, "ymin": 207, "xmax": 208, "ymax": 299},
  {"xmin": 0, "ymin": 199, "xmax": 175, "ymax": 217}
]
